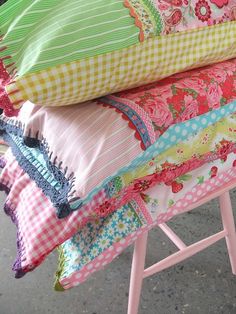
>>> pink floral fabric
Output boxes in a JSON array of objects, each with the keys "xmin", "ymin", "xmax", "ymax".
[
  {"xmin": 125, "ymin": 0, "xmax": 236, "ymax": 39},
  {"xmin": 114, "ymin": 59, "xmax": 236, "ymax": 139}
]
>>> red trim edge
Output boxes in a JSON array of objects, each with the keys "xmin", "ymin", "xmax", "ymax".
[{"xmin": 0, "ymin": 35, "xmax": 21, "ymax": 117}]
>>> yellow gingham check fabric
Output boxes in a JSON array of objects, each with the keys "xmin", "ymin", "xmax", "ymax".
[{"xmin": 8, "ymin": 21, "xmax": 236, "ymax": 109}]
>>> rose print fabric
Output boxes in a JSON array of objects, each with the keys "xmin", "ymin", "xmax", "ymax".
[{"xmin": 101, "ymin": 59, "xmax": 236, "ymax": 142}]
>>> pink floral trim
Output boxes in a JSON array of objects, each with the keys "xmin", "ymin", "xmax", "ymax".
[
  {"xmin": 125, "ymin": 0, "xmax": 236, "ymax": 39},
  {"xmin": 94, "ymin": 140, "xmax": 236, "ymax": 219},
  {"xmin": 0, "ymin": 36, "xmax": 22, "ymax": 117}
]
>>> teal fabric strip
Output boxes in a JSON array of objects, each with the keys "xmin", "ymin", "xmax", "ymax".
[{"xmin": 10, "ymin": 134, "xmax": 62, "ymax": 190}]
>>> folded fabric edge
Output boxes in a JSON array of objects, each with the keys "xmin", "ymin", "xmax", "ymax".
[{"xmin": 0, "ymin": 157, "xmax": 37, "ymax": 277}]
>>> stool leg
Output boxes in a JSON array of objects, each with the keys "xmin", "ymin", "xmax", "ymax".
[
  {"xmin": 128, "ymin": 232, "xmax": 148, "ymax": 314},
  {"xmin": 219, "ymin": 192, "xmax": 236, "ymax": 275}
]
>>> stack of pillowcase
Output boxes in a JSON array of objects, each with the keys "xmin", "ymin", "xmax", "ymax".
[{"xmin": 0, "ymin": 0, "xmax": 236, "ymax": 291}]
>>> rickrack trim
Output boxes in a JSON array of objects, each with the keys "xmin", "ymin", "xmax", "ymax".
[
  {"xmin": 98, "ymin": 96, "xmax": 154, "ymax": 150},
  {"xmin": 124, "ymin": 0, "xmax": 163, "ymax": 40},
  {"xmin": 124, "ymin": 0, "xmax": 145, "ymax": 42}
]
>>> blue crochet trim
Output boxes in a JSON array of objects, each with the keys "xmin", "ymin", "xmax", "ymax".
[
  {"xmin": 100, "ymin": 96, "xmax": 152, "ymax": 149},
  {"xmin": 0, "ymin": 119, "xmax": 83, "ymax": 218}
]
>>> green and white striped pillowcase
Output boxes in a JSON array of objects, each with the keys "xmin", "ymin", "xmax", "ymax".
[{"xmin": 1, "ymin": 0, "xmax": 140, "ymax": 75}]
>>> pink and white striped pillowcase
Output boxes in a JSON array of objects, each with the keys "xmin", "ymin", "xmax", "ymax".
[{"xmin": 18, "ymin": 101, "xmax": 143, "ymax": 199}]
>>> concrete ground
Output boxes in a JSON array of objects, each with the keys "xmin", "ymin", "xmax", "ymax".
[{"xmin": 0, "ymin": 190, "xmax": 236, "ymax": 314}]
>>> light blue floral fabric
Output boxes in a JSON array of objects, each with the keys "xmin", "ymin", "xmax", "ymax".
[{"xmin": 59, "ymin": 203, "xmax": 142, "ymax": 279}]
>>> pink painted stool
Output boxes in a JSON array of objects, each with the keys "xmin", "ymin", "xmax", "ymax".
[{"xmin": 128, "ymin": 180, "xmax": 236, "ymax": 314}]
